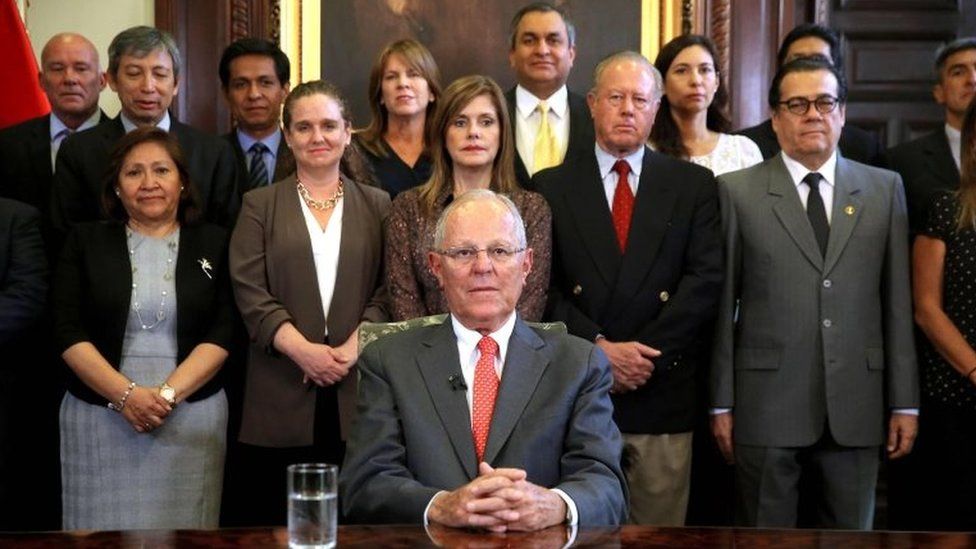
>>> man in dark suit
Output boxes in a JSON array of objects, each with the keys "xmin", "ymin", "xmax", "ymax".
[
  {"xmin": 0, "ymin": 199, "xmax": 47, "ymax": 530},
  {"xmin": 737, "ymin": 24, "xmax": 885, "ymax": 167},
  {"xmin": 505, "ymin": 2, "xmax": 594, "ymax": 188},
  {"xmin": 340, "ymin": 189, "xmax": 626, "ymax": 530},
  {"xmin": 0, "ymin": 33, "xmax": 106, "ymax": 242},
  {"xmin": 52, "ymin": 26, "xmax": 239, "ymax": 231},
  {"xmin": 711, "ymin": 57, "xmax": 918, "ymax": 529},
  {"xmin": 535, "ymin": 51, "xmax": 723, "ymax": 526},
  {"xmin": 218, "ymin": 38, "xmax": 295, "ymax": 195},
  {"xmin": 888, "ymin": 37, "xmax": 975, "ymax": 235}
]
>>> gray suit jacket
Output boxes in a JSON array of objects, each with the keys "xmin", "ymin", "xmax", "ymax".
[
  {"xmin": 229, "ymin": 175, "xmax": 390, "ymax": 447},
  {"xmin": 710, "ymin": 154, "xmax": 918, "ymax": 448},
  {"xmin": 339, "ymin": 318, "xmax": 627, "ymax": 526}
]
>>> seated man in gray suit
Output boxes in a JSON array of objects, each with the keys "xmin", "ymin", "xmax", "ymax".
[
  {"xmin": 340, "ymin": 189, "xmax": 626, "ymax": 530},
  {"xmin": 710, "ymin": 57, "xmax": 919, "ymax": 529}
]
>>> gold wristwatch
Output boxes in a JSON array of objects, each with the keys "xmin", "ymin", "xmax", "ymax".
[{"xmin": 158, "ymin": 383, "xmax": 176, "ymax": 405}]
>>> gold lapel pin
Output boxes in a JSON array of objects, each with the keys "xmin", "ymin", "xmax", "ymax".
[{"xmin": 844, "ymin": 205, "xmax": 855, "ymax": 216}]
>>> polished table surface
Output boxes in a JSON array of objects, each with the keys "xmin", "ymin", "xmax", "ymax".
[{"xmin": 2, "ymin": 524, "xmax": 975, "ymax": 548}]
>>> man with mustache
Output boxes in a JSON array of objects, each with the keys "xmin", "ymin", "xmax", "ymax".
[
  {"xmin": 535, "ymin": 51, "xmax": 723, "ymax": 526},
  {"xmin": 710, "ymin": 57, "xmax": 918, "ymax": 529},
  {"xmin": 52, "ymin": 26, "xmax": 239, "ymax": 231},
  {"xmin": 505, "ymin": 2, "xmax": 594, "ymax": 188},
  {"xmin": 219, "ymin": 38, "xmax": 295, "ymax": 195}
]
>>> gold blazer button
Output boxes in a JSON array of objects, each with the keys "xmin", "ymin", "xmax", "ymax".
[
  {"xmin": 572, "ymin": 284, "xmax": 582, "ymax": 296},
  {"xmin": 659, "ymin": 291, "xmax": 670, "ymax": 302}
]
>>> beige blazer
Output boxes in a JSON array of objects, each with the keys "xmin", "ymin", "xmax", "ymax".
[{"xmin": 230, "ymin": 174, "xmax": 390, "ymax": 447}]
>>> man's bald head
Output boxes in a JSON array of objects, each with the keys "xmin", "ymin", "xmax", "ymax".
[{"xmin": 39, "ymin": 33, "xmax": 106, "ymax": 128}]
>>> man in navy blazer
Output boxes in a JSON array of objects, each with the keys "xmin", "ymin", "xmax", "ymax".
[
  {"xmin": 504, "ymin": 2, "xmax": 594, "ymax": 189},
  {"xmin": 340, "ymin": 190, "xmax": 626, "ymax": 530},
  {"xmin": 52, "ymin": 26, "xmax": 239, "ymax": 231},
  {"xmin": 535, "ymin": 51, "xmax": 722, "ymax": 526}
]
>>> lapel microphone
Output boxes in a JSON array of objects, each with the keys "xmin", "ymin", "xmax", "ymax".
[{"xmin": 448, "ymin": 373, "xmax": 467, "ymax": 391}]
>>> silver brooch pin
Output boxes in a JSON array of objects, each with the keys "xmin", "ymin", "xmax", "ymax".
[{"xmin": 198, "ymin": 258, "xmax": 213, "ymax": 279}]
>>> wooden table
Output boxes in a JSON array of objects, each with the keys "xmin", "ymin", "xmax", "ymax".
[{"xmin": 2, "ymin": 524, "xmax": 974, "ymax": 547}]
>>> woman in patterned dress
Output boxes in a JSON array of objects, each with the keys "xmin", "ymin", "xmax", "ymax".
[
  {"xmin": 54, "ymin": 127, "xmax": 234, "ymax": 529},
  {"xmin": 385, "ymin": 75, "xmax": 551, "ymax": 321},
  {"xmin": 912, "ymin": 97, "xmax": 976, "ymax": 530}
]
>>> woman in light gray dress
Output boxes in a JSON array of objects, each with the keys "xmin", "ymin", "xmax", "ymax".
[{"xmin": 53, "ymin": 128, "xmax": 236, "ymax": 530}]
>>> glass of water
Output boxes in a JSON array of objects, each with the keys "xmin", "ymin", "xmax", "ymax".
[{"xmin": 287, "ymin": 463, "xmax": 338, "ymax": 549}]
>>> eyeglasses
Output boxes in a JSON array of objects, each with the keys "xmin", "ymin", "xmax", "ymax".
[
  {"xmin": 434, "ymin": 245, "xmax": 526, "ymax": 265},
  {"xmin": 777, "ymin": 95, "xmax": 841, "ymax": 116},
  {"xmin": 603, "ymin": 92, "xmax": 655, "ymax": 111}
]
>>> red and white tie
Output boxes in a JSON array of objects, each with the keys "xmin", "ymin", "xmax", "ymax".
[{"xmin": 471, "ymin": 336, "xmax": 499, "ymax": 463}]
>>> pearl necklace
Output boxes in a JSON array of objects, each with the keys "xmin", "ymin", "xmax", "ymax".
[
  {"xmin": 297, "ymin": 178, "xmax": 344, "ymax": 211},
  {"xmin": 127, "ymin": 228, "xmax": 178, "ymax": 330}
]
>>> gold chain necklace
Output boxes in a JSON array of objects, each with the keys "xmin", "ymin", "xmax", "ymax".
[{"xmin": 297, "ymin": 179, "xmax": 344, "ymax": 211}]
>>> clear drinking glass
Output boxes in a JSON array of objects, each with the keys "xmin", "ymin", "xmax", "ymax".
[{"xmin": 287, "ymin": 463, "xmax": 338, "ymax": 549}]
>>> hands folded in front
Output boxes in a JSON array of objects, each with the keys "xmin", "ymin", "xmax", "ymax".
[{"xmin": 428, "ymin": 463, "xmax": 567, "ymax": 532}]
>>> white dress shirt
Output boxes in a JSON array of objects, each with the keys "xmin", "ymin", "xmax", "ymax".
[
  {"xmin": 423, "ymin": 311, "xmax": 579, "ymax": 526},
  {"xmin": 120, "ymin": 111, "xmax": 172, "ymax": 133},
  {"xmin": 514, "ymin": 85, "xmax": 570, "ymax": 173},
  {"xmin": 780, "ymin": 150, "xmax": 838, "ymax": 224},
  {"xmin": 946, "ymin": 123, "xmax": 961, "ymax": 170},
  {"xmin": 297, "ymin": 189, "xmax": 343, "ymax": 338},
  {"xmin": 595, "ymin": 143, "xmax": 644, "ymax": 209}
]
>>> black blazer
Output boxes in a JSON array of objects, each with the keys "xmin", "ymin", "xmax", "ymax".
[
  {"xmin": 0, "ymin": 199, "xmax": 47, "ymax": 349},
  {"xmin": 52, "ymin": 116, "xmax": 240, "ymax": 231},
  {"xmin": 53, "ymin": 221, "xmax": 235, "ymax": 405},
  {"xmin": 886, "ymin": 129, "xmax": 959, "ymax": 235},
  {"xmin": 737, "ymin": 118, "xmax": 886, "ymax": 168},
  {"xmin": 534, "ymin": 147, "xmax": 723, "ymax": 433},
  {"xmin": 505, "ymin": 87, "xmax": 595, "ymax": 190},
  {"xmin": 223, "ymin": 130, "xmax": 296, "ymax": 195}
]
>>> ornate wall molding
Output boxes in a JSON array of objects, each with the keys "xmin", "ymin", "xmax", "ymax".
[{"xmin": 710, "ymin": 0, "xmax": 731, "ymax": 99}]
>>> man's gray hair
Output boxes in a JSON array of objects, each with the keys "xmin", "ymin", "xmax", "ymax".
[
  {"xmin": 591, "ymin": 50, "xmax": 663, "ymax": 101},
  {"xmin": 432, "ymin": 189, "xmax": 527, "ymax": 250},
  {"xmin": 108, "ymin": 26, "xmax": 181, "ymax": 79}
]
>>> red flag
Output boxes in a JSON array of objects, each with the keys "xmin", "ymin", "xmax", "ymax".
[{"xmin": 0, "ymin": 0, "xmax": 49, "ymax": 129}]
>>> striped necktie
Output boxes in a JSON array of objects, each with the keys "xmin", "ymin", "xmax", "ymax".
[{"xmin": 248, "ymin": 142, "xmax": 270, "ymax": 189}]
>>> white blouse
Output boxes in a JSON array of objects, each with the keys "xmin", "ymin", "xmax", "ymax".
[
  {"xmin": 297, "ymin": 189, "xmax": 344, "ymax": 337},
  {"xmin": 689, "ymin": 133, "xmax": 763, "ymax": 176}
]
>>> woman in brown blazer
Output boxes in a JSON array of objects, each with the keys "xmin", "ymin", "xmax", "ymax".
[{"xmin": 229, "ymin": 80, "xmax": 390, "ymax": 525}]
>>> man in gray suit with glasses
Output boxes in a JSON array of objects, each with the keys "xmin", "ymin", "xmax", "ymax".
[
  {"xmin": 710, "ymin": 57, "xmax": 919, "ymax": 529},
  {"xmin": 340, "ymin": 189, "xmax": 626, "ymax": 531}
]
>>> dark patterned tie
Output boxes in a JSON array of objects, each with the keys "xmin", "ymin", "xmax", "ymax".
[
  {"xmin": 803, "ymin": 172, "xmax": 829, "ymax": 256},
  {"xmin": 611, "ymin": 160, "xmax": 635, "ymax": 253},
  {"xmin": 248, "ymin": 142, "xmax": 270, "ymax": 189}
]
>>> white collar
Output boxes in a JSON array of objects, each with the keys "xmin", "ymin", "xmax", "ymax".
[
  {"xmin": 780, "ymin": 150, "xmax": 838, "ymax": 189},
  {"xmin": 450, "ymin": 310, "xmax": 518, "ymax": 364},
  {"xmin": 515, "ymin": 85, "xmax": 569, "ymax": 120},
  {"xmin": 120, "ymin": 111, "xmax": 172, "ymax": 133},
  {"xmin": 49, "ymin": 110, "xmax": 101, "ymax": 141}
]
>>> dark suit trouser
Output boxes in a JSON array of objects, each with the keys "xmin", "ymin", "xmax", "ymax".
[
  {"xmin": 734, "ymin": 427, "xmax": 879, "ymax": 529},
  {"xmin": 911, "ymin": 400, "xmax": 976, "ymax": 531},
  {"xmin": 221, "ymin": 384, "xmax": 343, "ymax": 527}
]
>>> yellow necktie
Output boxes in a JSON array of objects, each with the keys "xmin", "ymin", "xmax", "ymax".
[{"xmin": 532, "ymin": 100, "xmax": 559, "ymax": 175}]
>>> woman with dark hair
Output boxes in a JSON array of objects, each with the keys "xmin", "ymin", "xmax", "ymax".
[
  {"xmin": 229, "ymin": 80, "xmax": 390, "ymax": 525},
  {"xmin": 912, "ymin": 97, "xmax": 976, "ymax": 530},
  {"xmin": 355, "ymin": 39, "xmax": 442, "ymax": 198},
  {"xmin": 651, "ymin": 34, "xmax": 761, "ymax": 175},
  {"xmin": 54, "ymin": 127, "xmax": 234, "ymax": 529},
  {"xmin": 385, "ymin": 74, "xmax": 551, "ymax": 321}
]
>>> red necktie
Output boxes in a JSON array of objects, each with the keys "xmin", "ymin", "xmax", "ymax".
[
  {"xmin": 471, "ymin": 336, "xmax": 499, "ymax": 463},
  {"xmin": 611, "ymin": 159, "xmax": 635, "ymax": 252}
]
